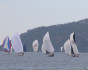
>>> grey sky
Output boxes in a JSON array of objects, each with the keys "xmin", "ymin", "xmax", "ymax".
[{"xmin": 0, "ymin": 0, "xmax": 88, "ymax": 44}]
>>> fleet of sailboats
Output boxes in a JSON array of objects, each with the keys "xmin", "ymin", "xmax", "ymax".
[{"xmin": 1, "ymin": 31, "xmax": 80, "ymax": 57}]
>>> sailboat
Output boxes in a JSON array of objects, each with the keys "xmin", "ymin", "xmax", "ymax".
[
  {"xmin": 60, "ymin": 46, "xmax": 64, "ymax": 52},
  {"xmin": 70, "ymin": 32, "xmax": 79, "ymax": 57},
  {"xmin": 2, "ymin": 36, "xmax": 11, "ymax": 54},
  {"xmin": 41, "ymin": 44, "xmax": 46, "ymax": 54},
  {"xmin": 43, "ymin": 32, "xmax": 55, "ymax": 57},
  {"xmin": 32, "ymin": 40, "xmax": 39, "ymax": 53},
  {"xmin": 11, "ymin": 32, "xmax": 24, "ymax": 56},
  {"xmin": 64, "ymin": 32, "xmax": 79, "ymax": 57}
]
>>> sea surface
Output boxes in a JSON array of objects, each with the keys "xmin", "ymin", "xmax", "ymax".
[{"xmin": 0, "ymin": 52, "xmax": 88, "ymax": 70}]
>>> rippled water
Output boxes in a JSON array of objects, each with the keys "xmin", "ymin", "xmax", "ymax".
[{"xmin": 0, "ymin": 52, "xmax": 88, "ymax": 70}]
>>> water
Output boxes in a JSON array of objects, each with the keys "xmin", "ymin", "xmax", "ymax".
[{"xmin": 0, "ymin": 52, "xmax": 88, "ymax": 70}]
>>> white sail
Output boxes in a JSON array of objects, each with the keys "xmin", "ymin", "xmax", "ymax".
[
  {"xmin": 32, "ymin": 40, "xmax": 39, "ymax": 53},
  {"xmin": 43, "ymin": 32, "xmax": 55, "ymax": 53},
  {"xmin": 11, "ymin": 32, "xmax": 24, "ymax": 54},
  {"xmin": 41, "ymin": 44, "xmax": 46, "ymax": 54},
  {"xmin": 70, "ymin": 32, "xmax": 79, "ymax": 55},
  {"xmin": 60, "ymin": 46, "xmax": 63, "ymax": 52},
  {"xmin": 64, "ymin": 39, "xmax": 71, "ymax": 56}
]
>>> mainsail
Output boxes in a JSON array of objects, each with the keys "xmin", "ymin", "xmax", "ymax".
[
  {"xmin": 2, "ymin": 36, "xmax": 11, "ymax": 53},
  {"xmin": 11, "ymin": 32, "xmax": 24, "ymax": 56},
  {"xmin": 32, "ymin": 40, "xmax": 39, "ymax": 53},
  {"xmin": 70, "ymin": 32, "xmax": 79, "ymax": 56},
  {"xmin": 43, "ymin": 32, "xmax": 55, "ymax": 56}
]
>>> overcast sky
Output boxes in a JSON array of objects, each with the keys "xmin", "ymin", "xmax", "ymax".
[{"xmin": 0, "ymin": 0, "xmax": 88, "ymax": 44}]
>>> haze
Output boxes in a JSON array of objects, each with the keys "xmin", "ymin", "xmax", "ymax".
[{"xmin": 0, "ymin": 0, "xmax": 88, "ymax": 44}]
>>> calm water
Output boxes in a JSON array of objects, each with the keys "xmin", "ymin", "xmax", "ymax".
[{"xmin": 0, "ymin": 52, "xmax": 88, "ymax": 70}]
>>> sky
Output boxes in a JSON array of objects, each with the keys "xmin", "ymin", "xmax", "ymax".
[{"xmin": 0, "ymin": 0, "xmax": 88, "ymax": 44}]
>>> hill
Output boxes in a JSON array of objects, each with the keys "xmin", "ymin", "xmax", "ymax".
[{"xmin": 20, "ymin": 19, "xmax": 88, "ymax": 52}]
